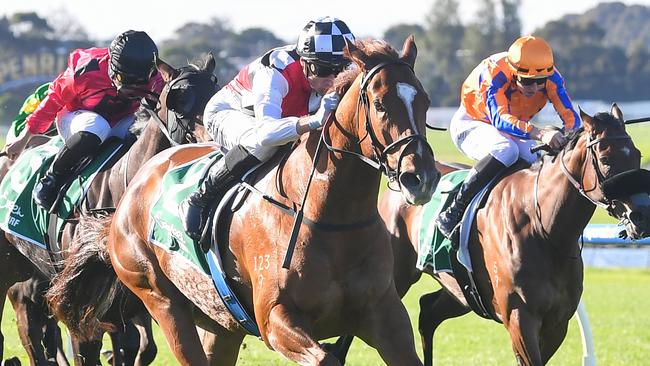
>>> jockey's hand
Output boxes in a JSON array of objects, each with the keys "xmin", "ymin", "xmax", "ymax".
[
  {"xmin": 540, "ymin": 129, "xmax": 566, "ymax": 150},
  {"xmin": 2, "ymin": 129, "xmax": 32, "ymax": 160},
  {"xmin": 308, "ymin": 92, "xmax": 340, "ymax": 130}
]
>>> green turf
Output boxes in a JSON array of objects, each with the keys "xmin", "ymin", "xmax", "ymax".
[{"xmin": 3, "ymin": 268, "xmax": 649, "ymax": 365}]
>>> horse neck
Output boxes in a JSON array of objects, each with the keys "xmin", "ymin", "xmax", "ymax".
[
  {"xmin": 294, "ymin": 93, "xmax": 383, "ymax": 224},
  {"xmin": 536, "ymin": 142, "xmax": 596, "ymax": 240},
  {"xmin": 134, "ymin": 117, "xmax": 173, "ymax": 161},
  {"xmin": 106, "ymin": 116, "xmax": 172, "ymax": 199}
]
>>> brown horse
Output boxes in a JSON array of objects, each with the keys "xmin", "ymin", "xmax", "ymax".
[
  {"xmin": 50, "ymin": 36, "xmax": 440, "ymax": 365},
  {"xmin": 379, "ymin": 105, "xmax": 650, "ymax": 366},
  {"xmin": 0, "ymin": 54, "xmax": 218, "ymax": 365}
]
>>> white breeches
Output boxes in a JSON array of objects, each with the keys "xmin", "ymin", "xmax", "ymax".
[{"xmin": 449, "ymin": 106, "xmax": 538, "ymax": 166}]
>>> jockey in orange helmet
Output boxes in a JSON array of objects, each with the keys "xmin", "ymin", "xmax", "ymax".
[{"xmin": 436, "ymin": 35, "xmax": 580, "ymax": 246}]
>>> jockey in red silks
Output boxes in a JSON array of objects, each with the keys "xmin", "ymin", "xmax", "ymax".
[
  {"xmin": 180, "ymin": 16, "xmax": 356, "ymax": 241},
  {"xmin": 436, "ymin": 35, "xmax": 581, "ymax": 245},
  {"xmin": 3, "ymin": 30, "xmax": 163, "ymax": 211}
]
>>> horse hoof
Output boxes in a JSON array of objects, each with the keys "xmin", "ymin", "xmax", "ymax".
[{"xmin": 1, "ymin": 356, "xmax": 22, "ymax": 366}]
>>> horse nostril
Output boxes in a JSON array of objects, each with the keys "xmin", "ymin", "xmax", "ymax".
[{"xmin": 399, "ymin": 172, "xmax": 421, "ymax": 189}]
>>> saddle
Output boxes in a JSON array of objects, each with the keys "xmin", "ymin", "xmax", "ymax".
[
  {"xmin": 0, "ymin": 135, "xmax": 129, "ymax": 264},
  {"xmin": 452, "ymin": 160, "xmax": 530, "ymax": 322},
  {"xmin": 147, "ymin": 146, "xmax": 293, "ymax": 337}
]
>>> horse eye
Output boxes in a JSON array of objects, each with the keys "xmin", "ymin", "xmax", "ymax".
[{"xmin": 373, "ymin": 99, "xmax": 385, "ymax": 112}]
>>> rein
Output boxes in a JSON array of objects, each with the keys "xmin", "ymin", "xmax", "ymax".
[{"xmin": 322, "ymin": 61, "xmax": 432, "ymax": 187}]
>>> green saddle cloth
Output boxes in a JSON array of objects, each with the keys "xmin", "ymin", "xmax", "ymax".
[
  {"xmin": 0, "ymin": 136, "xmax": 124, "ymax": 248},
  {"xmin": 416, "ymin": 169, "xmax": 469, "ymax": 273},
  {"xmin": 148, "ymin": 151, "xmax": 224, "ymax": 274}
]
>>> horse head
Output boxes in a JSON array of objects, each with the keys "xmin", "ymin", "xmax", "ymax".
[
  {"xmin": 335, "ymin": 36, "xmax": 440, "ymax": 204},
  {"xmin": 154, "ymin": 53, "xmax": 219, "ymax": 144},
  {"xmin": 575, "ymin": 104, "xmax": 650, "ymax": 239}
]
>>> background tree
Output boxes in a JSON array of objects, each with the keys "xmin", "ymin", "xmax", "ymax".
[{"xmin": 383, "ymin": 23, "xmax": 426, "ymax": 50}]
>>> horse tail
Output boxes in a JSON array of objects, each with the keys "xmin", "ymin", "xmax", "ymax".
[{"xmin": 47, "ymin": 212, "xmax": 122, "ymax": 340}]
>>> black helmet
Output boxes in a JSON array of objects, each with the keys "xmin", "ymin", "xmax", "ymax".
[
  {"xmin": 296, "ymin": 16, "xmax": 355, "ymax": 68},
  {"xmin": 109, "ymin": 30, "xmax": 158, "ymax": 86}
]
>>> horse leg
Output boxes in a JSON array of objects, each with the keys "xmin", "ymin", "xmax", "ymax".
[
  {"xmin": 0, "ymin": 237, "xmax": 32, "ymax": 364},
  {"xmin": 356, "ymin": 291, "xmax": 422, "ymax": 366},
  {"xmin": 321, "ymin": 335, "xmax": 354, "ymax": 365},
  {"xmin": 418, "ymin": 289, "xmax": 470, "ymax": 366},
  {"xmin": 131, "ymin": 313, "xmax": 158, "ymax": 366},
  {"xmin": 42, "ymin": 319, "xmax": 69, "ymax": 366},
  {"xmin": 265, "ymin": 304, "xmax": 340, "ymax": 365},
  {"xmin": 197, "ymin": 327, "xmax": 244, "ymax": 366},
  {"xmin": 7, "ymin": 282, "xmax": 52, "ymax": 365},
  {"xmin": 539, "ymin": 318, "xmax": 570, "ymax": 364},
  {"xmin": 504, "ymin": 307, "xmax": 543, "ymax": 366},
  {"xmin": 69, "ymin": 336, "xmax": 102, "ymax": 366}
]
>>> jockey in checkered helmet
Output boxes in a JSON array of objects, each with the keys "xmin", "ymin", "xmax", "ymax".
[
  {"xmin": 296, "ymin": 16, "xmax": 355, "ymax": 76},
  {"xmin": 179, "ymin": 16, "xmax": 356, "ymax": 241}
]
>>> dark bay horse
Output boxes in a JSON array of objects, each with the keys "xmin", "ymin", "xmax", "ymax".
[
  {"xmin": 0, "ymin": 54, "xmax": 218, "ymax": 365},
  {"xmin": 51, "ymin": 36, "xmax": 440, "ymax": 365},
  {"xmin": 379, "ymin": 105, "xmax": 650, "ymax": 366}
]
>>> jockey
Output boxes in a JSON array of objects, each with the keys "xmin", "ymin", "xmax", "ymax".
[
  {"xmin": 2, "ymin": 30, "xmax": 163, "ymax": 211},
  {"xmin": 180, "ymin": 16, "xmax": 355, "ymax": 240},
  {"xmin": 436, "ymin": 35, "xmax": 581, "ymax": 244}
]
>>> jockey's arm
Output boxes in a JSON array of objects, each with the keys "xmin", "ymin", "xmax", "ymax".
[
  {"xmin": 485, "ymin": 85, "xmax": 534, "ymax": 138},
  {"xmin": 546, "ymin": 72, "xmax": 581, "ymax": 131},
  {"xmin": 25, "ymin": 69, "xmax": 76, "ymax": 135}
]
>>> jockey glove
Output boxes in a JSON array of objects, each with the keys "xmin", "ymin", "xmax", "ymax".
[{"xmin": 308, "ymin": 92, "xmax": 340, "ymax": 130}]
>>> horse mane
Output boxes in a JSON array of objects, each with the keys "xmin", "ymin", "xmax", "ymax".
[
  {"xmin": 128, "ymin": 107, "xmax": 153, "ymax": 136},
  {"xmin": 333, "ymin": 39, "xmax": 401, "ymax": 95}
]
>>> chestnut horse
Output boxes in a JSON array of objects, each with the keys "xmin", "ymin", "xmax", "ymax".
[
  {"xmin": 0, "ymin": 54, "xmax": 218, "ymax": 365},
  {"xmin": 50, "ymin": 37, "xmax": 440, "ymax": 365},
  {"xmin": 379, "ymin": 105, "xmax": 650, "ymax": 366}
]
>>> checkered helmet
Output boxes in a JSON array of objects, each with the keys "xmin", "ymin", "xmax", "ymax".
[{"xmin": 296, "ymin": 16, "xmax": 355, "ymax": 67}]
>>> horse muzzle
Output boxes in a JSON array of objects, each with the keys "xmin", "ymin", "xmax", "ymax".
[
  {"xmin": 620, "ymin": 193, "xmax": 650, "ymax": 240},
  {"xmin": 397, "ymin": 156, "xmax": 440, "ymax": 205}
]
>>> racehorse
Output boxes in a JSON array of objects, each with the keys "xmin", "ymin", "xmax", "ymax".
[
  {"xmin": 379, "ymin": 105, "xmax": 650, "ymax": 366},
  {"xmin": 49, "ymin": 36, "xmax": 440, "ymax": 365},
  {"xmin": 0, "ymin": 54, "xmax": 218, "ymax": 365}
]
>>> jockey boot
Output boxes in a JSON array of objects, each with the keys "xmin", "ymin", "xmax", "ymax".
[
  {"xmin": 34, "ymin": 131, "xmax": 101, "ymax": 211},
  {"xmin": 435, "ymin": 154, "xmax": 506, "ymax": 247},
  {"xmin": 180, "ymin": 145, "xmax": 261, "ymax": 241}
]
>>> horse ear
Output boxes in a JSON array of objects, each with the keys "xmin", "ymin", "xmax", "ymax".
[
  {"xmin": 400, "ymin": 34, "xmax": 417, "ymax": 68},
  {"xmin": 344, "ymin": 37, "xmax": 368, "ymax": 69},
  {"xmin": 203, "ymin": 52, "xmax": 216, "ymax": 74},
  {"xmin": 580, "ymin": 107, "xmax": 596, "ymax": 134},
  {"xmin": 611, "ymin": 102, "xmax": 625, "ymax": 126},
  {"xmin": 156, "ymin": 55, "xmax": 176, "ymax": 83}
]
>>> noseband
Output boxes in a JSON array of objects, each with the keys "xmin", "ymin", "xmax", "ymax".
[{"xmin": 323, "ymin": 61, "xmax": 432, "ymax": 186}]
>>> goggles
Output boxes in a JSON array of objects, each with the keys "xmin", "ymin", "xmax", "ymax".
[
  {"xmin": 307, "ymin": 61, "xmax": 345, "ymax": 77},
  {"xmin": 517, "ymin": 76, "xmax": 547, "ymax": 86}
]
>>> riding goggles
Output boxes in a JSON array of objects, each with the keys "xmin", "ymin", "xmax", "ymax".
[
  {"xmin": 307, "ymin": 61, "xmax": 346, "ymax": 77},
  {"xmin": 518, "ymin": 76, "xmax": 547, "ymax": 86}
]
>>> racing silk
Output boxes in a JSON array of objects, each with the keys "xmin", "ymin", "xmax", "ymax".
[
  {"xmin": 460, "ymin": 52, "xmax": 580, "ymax": 139},
  {"xmin": 224, "ymin": 45, "xmax": 311, "ymax": 120},
  {"xmin": 26, "ymin": 47, "xmax": 163, "ymax": 134}
]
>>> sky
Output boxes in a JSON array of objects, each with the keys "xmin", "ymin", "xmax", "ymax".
[{"xmin": 2, "ymin": 0, "xmax": 650, "ymax": 44}]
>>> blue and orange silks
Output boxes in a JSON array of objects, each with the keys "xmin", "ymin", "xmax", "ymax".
[{"xmin": 460, "ymin": 52, "xmax": 580, "ymax": 139}]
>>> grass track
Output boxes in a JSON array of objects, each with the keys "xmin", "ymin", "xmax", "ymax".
[{"xmin": 3, "ymin": 268, "xmax": 649, "ymax": 365}]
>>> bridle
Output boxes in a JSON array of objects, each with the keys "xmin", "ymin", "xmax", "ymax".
[
  {"xmin": 144, "ymin": 67, "xmax": 218, "ymax": 146},
  {"xmin": 559, "ymin": 131, "xmax": 632, "ymax": 213},
  {"xmin": 322, "ymin": 61, "xmax": 432, "ymax": 187}
]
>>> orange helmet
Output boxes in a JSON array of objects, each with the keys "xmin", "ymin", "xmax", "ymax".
[{"xmin": 507, "ymin": 36, "xmax": 554, "ymax": 78}]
